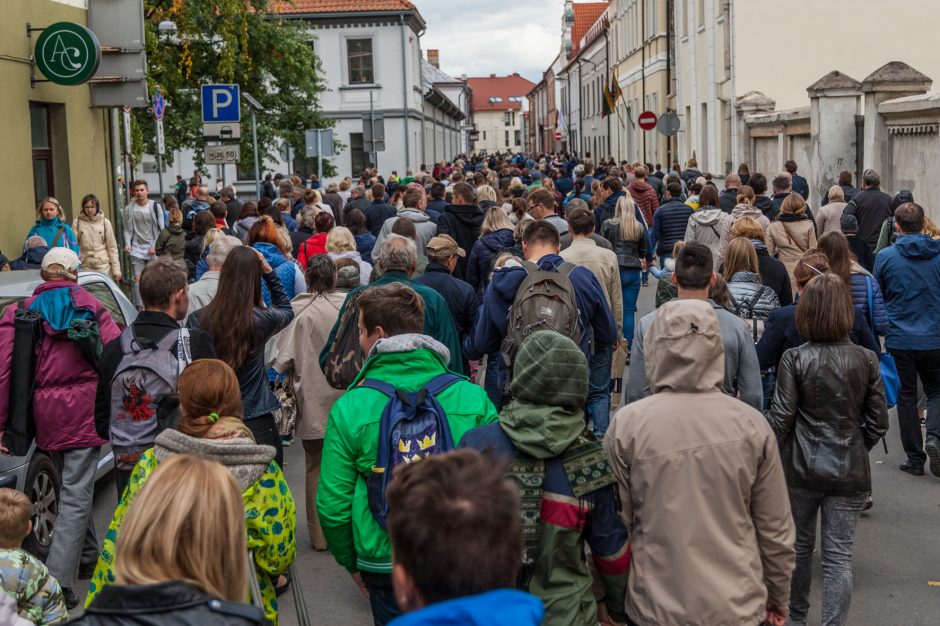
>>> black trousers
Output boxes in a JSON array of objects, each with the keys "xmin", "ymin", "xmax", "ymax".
[
  {"xmin": 889, "ymin": 347, "xmax": 940, "ymax": 466},
  {"xmin": 246, "ymin": 412, "xmax": 284, "ymax": 467}
]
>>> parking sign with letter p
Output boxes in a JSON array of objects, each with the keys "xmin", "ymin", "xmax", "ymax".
[{"xmin": 201, "ymin": 85, "xmax": 241, "ymax": 123}]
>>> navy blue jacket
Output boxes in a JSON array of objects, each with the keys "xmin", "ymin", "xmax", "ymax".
[
  {"xmin": 649, "ymin": 199, "xmax": 693, "ymax": 255},
  {"xmin": 364, "ymin": 200, "xmax": 398, "ymax": 236},
  {"xmin": 874, "ymin": 234, "xmax": 940, "ymax": 350},
  {"xmin": 415, "ymin": 262, "xmax": 477, "ymax": 338},
  {"xmin": 466, "ymin": 254, "xmax": 617, "ymax": 389},
  {"xmin": 791, "ymin": 173, "xmax": 810, "ymax": 200},
  {"xmin": 466, "ymin": 228, "xmax": 516, "ymax": 293},
  {"xmin": 756, "ymin": 302, "xmax": 879, "ymax": 370},
  {"xmin": 594, "ymin": 191, "xmax": 624, "ymax": 233},
  {"xmin": 425, "ymin": 198, "xmax": 448, "ymax": 224},
  {"xmin": 849, "ymin": 273, "xmax": 888, "ymax": 335}
]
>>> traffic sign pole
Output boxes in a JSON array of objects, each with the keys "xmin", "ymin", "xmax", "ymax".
[{"xmin": 153, "ymin": 88, "xmax": 166, "ymax": 195}]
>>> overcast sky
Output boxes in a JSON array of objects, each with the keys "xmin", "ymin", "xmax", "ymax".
[{"xmin": 412, "ymin": 0, "xmax": 563, "ymax": 82}]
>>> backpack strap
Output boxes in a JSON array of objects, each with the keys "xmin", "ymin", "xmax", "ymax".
[
  {"xmin": 422, "ymin": 373, "xmax": 462, "ymax": 396},
  {"xmin": 359, "ymin": 378, "xmax": 397, "ymax": 397},
  {"xmin": 555, "ymin": 261, "xmax": 577, "ymax": 278}
]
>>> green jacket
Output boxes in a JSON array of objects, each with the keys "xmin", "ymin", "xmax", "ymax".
[
  {"xmin": 154, "ymin": 224, "xmax": 186, "ymax": 260},
  {"xmin": 317, "ymin": 335, "xmax": 497, "ymax": 573},
  {"xmin": 319, "ymin": 270, "xmax": 464, "ymax": 374}
]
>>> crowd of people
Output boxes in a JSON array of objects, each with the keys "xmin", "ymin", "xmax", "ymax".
[{"xmin": 0, "ymin": 151, "xmax": 936, "ymax": 626}]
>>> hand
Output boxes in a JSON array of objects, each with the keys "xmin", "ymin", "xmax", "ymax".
[
  {"xmin": 147, "ymin": 247, "xmax": 155, "ymax": 256},
  {"xmin": 254, "ymin": 249, "xmax": 274, "ymax": 274},
  {"xmin": 641, "ymin": 259, "xmax": 648, "ymax": 271},
  {"xmin": 0, "ymin": 431, "xmax": 9, "ymax": 457},
  {"xmin": 765, "ymin": 603, "xmax": 787, "ymax": 626},
  {"xmin": 123, "ymin": 245, "xmax": 130, "ymax": 254},
  {"xmin": 350, "ymin": 572, "xmax": 370, "ymax": 600},
  {"xmin": 113, "ymin": 273, "xmax": 122, "ymax": 282}
]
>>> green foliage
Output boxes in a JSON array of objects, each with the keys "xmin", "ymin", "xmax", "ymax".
[{"xmin": 138, "ymin": 0, "xmax": 331, "ymax": 175}]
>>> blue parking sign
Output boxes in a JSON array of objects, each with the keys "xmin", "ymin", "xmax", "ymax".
[{"xmin": 201, "ymin": 84, "xmax": 240, "ymax": 123}]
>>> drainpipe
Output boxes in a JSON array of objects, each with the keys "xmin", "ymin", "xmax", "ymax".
[
  {"xmin": 641, "ymin": 0, "xmax": 647, "ymax": 163},
  {"xmin": 577, "ymin": 60, "xmax": 584, "ymax": 155},
  {"xmin": 400, "ymin": 14, "xmax": 411, "ymax": 169},
  {"xmin": 729, "ymin": 0, "xmax": 738, "ymax": 168},
  {"xmin": 605, "ymin": 30, "xmax": 610, "ymax": 157}
]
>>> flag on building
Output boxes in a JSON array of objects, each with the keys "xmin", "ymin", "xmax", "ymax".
[
  {"xmin": 602, "ymin": 70, "xmax": 623, "ymax": 118},
  {"xmin": 557, "ymin": 108, "xmax": 566, "ymax": 138}
]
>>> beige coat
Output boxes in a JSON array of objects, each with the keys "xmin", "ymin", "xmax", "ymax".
[
  {"xmin": 73, "ymin": 212, "xmax": 120, "ymax": 276},
  {"xmin": 273, "ymin": 290, "xmax": 347, "ymax": 439},
  {"xmin": 604, "ymin": 300, "xmax": 795, "ymax": 626},
  {"xmin": 560, "ymin": 237, "xmax": 624, "ymax": 339},
  {"xmin": 766, "ymin": 217, "xmax": 817, "ymax": 287},
  {"xmin": 815, "ymin": 201, "xmax": 847, "ymax": 235},
  {"xmin": 717, "ymin": 204, "xmax": 771, "ymax": 267}
]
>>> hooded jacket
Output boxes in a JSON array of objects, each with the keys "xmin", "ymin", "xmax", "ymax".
[
  {"xmin": 374, "ymin": 209, "xmax": 438, "ymax": 257},
  {"xmin": 765, "ymin": 213, "xmax": 817, "ymax": 286},
  {"xmin": 873, "ymin": 233, "xmax": 940, "ymax": 350},
  {"xmin": 683, "ymin": 207, "xmax": 724, "ymax": 260},
  {"xmin": 389, "ymin": 590, "xmax": 543, "ymax": 626},
  {"xmin": 460, "ymin": 332, "xmax": 628, "ymax": 626},
  {"xmin": 849, "ymin": 263, "xmax": 888, "ymax": 335},
  {"xmin": 627, "ymin": 180, "xmax": 659, "ymax": 225},
  {"xmin": 327, "ymin": 250, "xmax": 372, "ymax": 286},
  {"xmin": 154, "ymin": 224, "xmax": 186, "ymax": 260},
  {"xmin": 717, "ymin": 204, "xmax": 771, "ymax": 266},
  {"xmin": 437, "ymin": 204, "xmax": 485, "ymax": 279},
  {"xmin": 86, "ymin": 430, "xmax": 295, "ymax": 624},
  {"xmin": 753, "ymin": 194, "xmax": 776, "ymax": 221},
  {"xmin": 9, "ymin": 245, "xmax": 48, "ymax": 270},
  {"xmin": 235, "ymin": 215, "xmax": 258, "ymax": 242},
  {"xmin": 605, "ymin": 300, "xmax": 795, "ymax": 626},
  {"xmin": 317, "ymin": 334, "xmax": 497, "ymax": 575},
  {"xmin": 27, "ymin": 215, "xmax": 80, "ymax": 255},
  {"xmin": 74, "ymin": 212, "xmax": 120, "ymax": 275},
  {"xmin": 467, "ymin": 228, "xmax": 516, "ymax": 292},
  {"xmin": 594, "ymin": 190, "xmax": 625, "ymax": 232},
  {"xmin": 0, "ymin": 548, "xmax": 68, "ymax": 625},
  {"xmin": 252, "ymin": 242, "xmax": 304, "ymax": 304},
  {"xmin": 0, "ymin": 282, "xmax": 120, "ymax": 451}
]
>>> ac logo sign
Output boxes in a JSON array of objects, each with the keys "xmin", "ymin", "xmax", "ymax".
[{"xmin": 34, "ymin": 22, "xmax": 101, "ymax": 86}]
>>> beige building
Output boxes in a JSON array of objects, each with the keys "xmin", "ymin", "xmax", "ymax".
[
  {"xmin": 1, "ymin": 0, "xmax": 115, "ymax": 258},
  {"xmin": 609, "ymin": 0, "xmax": 673, "ymax": 166},
  {"xmin": 675, "ymin": 0, "xmax": 940, "ymax": 176},
  {"xmin": 467, "ymin": 74, "xmax": 534, "ymax": 154}
]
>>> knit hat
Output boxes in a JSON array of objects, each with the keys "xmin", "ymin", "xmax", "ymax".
[
  {"xmin": 510, "ymin": 331, "xmax": 587, "ymax": 410},
  {"xmin": 41, "ymin": 247, "xmax": 80, "ymax": 279},
  {"xmin": 840, "ymin": 214, "xmax": 859, "ymax": 234},
  {"xmin": 335, "ymin": 263, "xmax": 361, "ymax": 289}
]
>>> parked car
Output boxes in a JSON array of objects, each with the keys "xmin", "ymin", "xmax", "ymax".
[{"xmin": 0, "ymin": 270, "xmax": 136, "ymax": 559}]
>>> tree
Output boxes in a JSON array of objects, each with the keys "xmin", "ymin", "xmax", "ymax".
[{"xmin": 137, "ymin": 0, "xmax": 333, "ymax": 177}]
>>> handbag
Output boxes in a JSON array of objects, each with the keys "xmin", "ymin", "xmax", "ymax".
[{"xmin": 866, "ymin": 276, "xmax": 900, "ymax": 408}]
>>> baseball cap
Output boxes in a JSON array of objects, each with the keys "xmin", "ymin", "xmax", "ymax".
[
  {"xmin": 41, "ymin": 247, "xmax": 80, "ymax": 279},
  {"xmin": 840, "ymin": 214, "xmax": 859, "ymax": 234},
  {"xmin": 426, "ymin": 234, "xmax": 465, "ymax": 258}
]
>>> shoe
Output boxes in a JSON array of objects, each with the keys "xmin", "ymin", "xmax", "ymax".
[
  {"xmin": 899, "ymin": 461, "xmax": 924, "ymax": 476},
  {"xmin": 281, "ymin": 435, "xmax": 294, "ymax": 447},
  {"xmin": 275, "ymin": 573, "xmax": 292, "ymax": 597},
  {"xmin": 862, "ymin": 496, "xmax": 873, "ymax": 511},
  {"xmin": 641, "ymin": 281, "xmax": 649, "ymax": 287},
  {"xmin": 925, "ymin": 439, "xmax": 940, "ymax": 477},
  {"xmin": 78, "ymin": 561, "xmax": 96, "ymax": 580},
  {"xmin": 62, "ymin": 587, "xmax": 80, "ymax": 610}
]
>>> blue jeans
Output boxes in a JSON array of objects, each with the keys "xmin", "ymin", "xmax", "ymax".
[
  {"xmin": 788, "ymin": 487, "xmax": 866, "ymax": 626},
  {"xmin": 483, "ymin": 350, "xmax": 503, "ymax": 411},
  {"xmin": 619, "ymin": 268, "xmax": 642, "ymax": 349},
  {"xmin": 588, "ymin": 344, "xmax": 613, "ymax": 437},
  {"xmin": 362, "ymin": 573, "xmax": 401, "ymax": 626}
]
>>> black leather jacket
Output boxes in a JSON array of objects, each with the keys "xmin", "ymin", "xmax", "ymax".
[
  {"xmin": 768, "ymin": 340, "xmax": 889, "ymax": 494},
  {"xmin": 600, "ymin": 219, "xmax": 648, "ymax": 269},
  {"xmin": 67, "ymin": 581, "xmax": 269, "ymax": 625}
]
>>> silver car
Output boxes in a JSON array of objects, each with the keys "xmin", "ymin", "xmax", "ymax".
[{"xmin": 0, "ymin": 270, "xmax": 136, "ymax": 559}]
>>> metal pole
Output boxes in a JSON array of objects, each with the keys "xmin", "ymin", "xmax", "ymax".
[
  {"xmin": 251, "ymin": 109, "xmax": 261, "ymax": 200},
  {"xmin": 155, "ymin": 118, "xmax": 164, "ymax": 198},
  {"xmin": 399, "ymin": 14, "xmax": 411, "ymax": 169},
  {"xmin": 369, "ymin": 91, "xmax": 377, "ymax": 169},
  {"xmin": 316, "ymin": 130, "xmax": 323, "ymax": 183},
  {"xmin": 109, "ymin": 108, "xmax": 131, "ymax": 284}
]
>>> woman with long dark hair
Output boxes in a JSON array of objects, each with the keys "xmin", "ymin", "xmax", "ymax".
[
  {"xmin": 187, "ymin": 247, "xmax": 294, "ymax": 465},
  {"xmin": 73, "ymin": 193, "xmax": 121, "ymax": 280}
]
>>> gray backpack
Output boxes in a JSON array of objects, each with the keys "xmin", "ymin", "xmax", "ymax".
[
  {"xmin": 501, "ymin": 261, "xmax": 582, "ymax": 392},
  {"xmin": 109, "ymin": 327, "xmax": 192, "ymax": 470}
]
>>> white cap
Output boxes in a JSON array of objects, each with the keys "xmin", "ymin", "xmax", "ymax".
[{"xmin": 41, "ymin": 247, "xmax": 80, "ymax": 279}]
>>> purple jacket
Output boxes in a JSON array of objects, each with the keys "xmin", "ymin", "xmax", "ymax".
[{"xmin": 0, "ymin": 281, "xmax": 120, "ymax": 451}]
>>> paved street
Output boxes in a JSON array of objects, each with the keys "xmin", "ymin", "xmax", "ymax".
[{"xmin": 77, "ymin": 277, "xmax": 940, "ymax": 626}]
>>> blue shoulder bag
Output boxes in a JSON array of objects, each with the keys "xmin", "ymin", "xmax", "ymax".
[{"xmin": 866, "ymin": 276, "xmax": 900, "ymax": 408}]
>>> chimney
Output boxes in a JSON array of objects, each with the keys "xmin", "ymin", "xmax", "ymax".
[
  {"xmin": 490, "ymin": 73, "xmax": 496, "ymax": 78},
  {"xmin": 427, "ymin": 49, "xmax": 439, "ymax": 69}
]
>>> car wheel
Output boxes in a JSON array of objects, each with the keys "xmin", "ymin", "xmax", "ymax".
[{"xmin": 22, "ymin": 452, "xmax": 60, "ymax": 561}]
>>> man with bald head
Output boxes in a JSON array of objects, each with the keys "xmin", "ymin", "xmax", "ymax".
[{"xmin": 718, "ymin": 174, "xmax": 741, "ymax": 213}]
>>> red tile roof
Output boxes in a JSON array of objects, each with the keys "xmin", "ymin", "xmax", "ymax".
[
  {"xmin": 570, "ymin": 2, "xmax": 608, "ymax": 58},
  {"xmin": 467, "ymin": 74, "xmax": 537, "ymax": 112},
  {"xmin": 270, "ymin": 0, "xmax": 417, "ymax": 14}
]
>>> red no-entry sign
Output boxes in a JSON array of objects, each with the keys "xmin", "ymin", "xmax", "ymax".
[
  {"xmin": 638, "ymin": 111, "xmax": 657, "ymax": 131},
  {"xmin": 554, "ymin": 130, "xmax": 563, "ymax": 141}
]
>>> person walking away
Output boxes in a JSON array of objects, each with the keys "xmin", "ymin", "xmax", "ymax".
[
  {"xmin": 841, "ymin": 215, "xmax": 874, "ymax": 271},
  {"xmin": 750, "ymin": 173, "xmax": 775, "ymax": 220},
  {"xmin": 122, "ymin": 181, "xmax": 165, "ymax": 307},
  {"xmin": 374, "ymin": 187, "xmax": 437, "ymax": 256},
  {"xmin": 363, "ymin": 183, "xmax": 399, "ymax": 236},
  {"xmin": 766, "ymin": 193, "xmax": 817, "ymax": 295},
  {"xmin": 770, "ymin": 174, "xmax": 793, "ymax": 220},
  {"xmin": 290, "ymin": 206, "xmax": 317, "ymax": 255},
  {"xmin": 816, "ymin": 185, "xmax": 848, "ymax": 235},
  {"xmin": 0, "ymin": 488, "xmax": 68, "ymax": 625},
  {"xmin": 625, "ymin": 243, "xmax": 763, "ymax": 410},
  {"xmin": 601, "ymin": 196, "xmax": 650, "ymax": 332},
  {"xmin": 437, "ymin": 183, "xmax": 486, "ymax": 279},
  {"xmin": 235, "ymin": 201, "xmax": 260, "ymax": 242},
  {"xmin": 95, "ymin": 257, "xmax": 216, "ymax": 495},
  {"xmin": 874, "ymin": 190, "xmax": 915, "ymax": 254},
  {"xmin": 718, "ymin": 174, "xmax": 741, "ymax": 212},
  {"xmin": 466, "ymin": 207, "xmax": 516, "ymax": 294},
  {"xmin": 247, "ymin": 217, "xmax": 306, "ymax": 304},
  {"xmin": 561, "ymin": 208, "xmax": 623, "ymax": 437},
  {"xmin": 594, "ymin": 177, "xmax": 625, "ymax": 230},
  {"xmin": 273, "ymin": 255, "xmax": 350, "ymax": 551},
  {"xmin": 73, "ymin": 194, "xmax": 121, "ymax": 281},
  {"xmin": 606, "ymin": 299, "xmax": 795, "ymax": 626},
  {"xmin": 785, "ymin": 159, "xmax": 809, "ymax": 200},
  {"xmin": 185, "ymin": 235, "xmax": 241, "ymax": 322},
  {"xmin": 649, "ymin": 181, "xmax": 694, "ymax": 269},
  {"xmin": 684, "ymin": 187, "xmax": 725, "ymax": 261},
  {"xmin": 220, "ymin": 186, "xmax": 242, "ymax": 223},
  {"xmin": 460, "ymin": 332, "xmax": 629, "ymax": 625},
  {"xmin": 153, "ymin": 208, "xmax": 186, "ymax": 260},
  {"xmin": 768, "ymin": 273, "xmax": 888, "ymax": 626},
  {"xmin": 383, "ymin": 450, "xmax": 544, "ymax": 626},
  {"xmin": 326, "ymin": 226, "xmax": 372, "ymax": 286},
  {"xmin": 716, "ymin": 185, "xmax": 770, "ymax": 266},
  {"xmin": 187, "ymin": 247, "xmax": 295, "ymax": 466},
  {"xmin": 842, "ymin": 169, "xmax": 893, "ymax": 248},
  {"xmin": 724, "ymin": 236, "xmax": 781, "ymax": 333},
  {"xmin": 77, "ymin": 455, "xmax": 271, "ymax": 625},
  {"xmin": 297, "ymin": 212, "xmax": 335, "ymax": 270},
  {"xmin": 817, "ymin": 231, "xmax": 888, "ymax": 336},
  {"xmin": 823, "ymin": 170, "xmax": 859, "ymax": 205},
  {"xmin": 0, "ymin": 248, "xmax": 121, "ymax": 609},
  {"xmin": 317, "ymin": 283, "xmax": 497, "ymax": 625},
  {"xmin": 347, "ymin": 208, "xmax": 377, "ymax": 265},
  {"xmin": 626, "ymin": 165, "xmax": 659, "ymax": 226},
  {"xmin": 26, "ymin": 197, "xmax": 80, "ymax": 255},
  {"xmin": 873, "ymin": 202, "xmax": 940, "ymax": 477}
]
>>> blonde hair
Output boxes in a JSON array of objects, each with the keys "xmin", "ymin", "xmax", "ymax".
[
  {"xmin": 476, "ymin": 185, "xmax": 497, "ymax": 204},
  {"xmin": 827, "ymin": 185, "xmax": 845, "ymax": 203},
  {"xmin": 780, "ymin": 192, "xmax": 807, "ymax": 216},
  {"xmin": 114, "ymin": 455, "xmax": 248, "ymax": 602},
  {"xmin": 736, "ymin": 185, "xmax": 756, "ymax": 205},
  {"xmin": 37, "ymin": 196, "xmax": 66, "ymax": 220},
  {"xmin": 723, "ymin": 237, "xmax": 760, "ymax": 279},
  {"xmin": 925, "ymin": 217, "xmax": 940, "ymax": 239},
  {"xmin": 204, "ymin": 416, "xmax": 255, "ymax": 441},
  {"xmin": 481, "ymin": 206, "xmax": 514, "ymax": 235},
  {"xmin": 326, "ymin": 226, "xmax": 357, "ymax": 253},
  {"xmin": 169, "ymin": 208, "xmax": 183, "ymax": 227},
  {"xmin": 614, "ymin": 194, "xmax": 644, "ymax": 240},
  {"xmin": 201, "ymin": 228, "xmax": 223, "ymax": 254},
  {"xmin": 731, "ymin": 216, "xmax": 765, "ymax": 242},
  {"xmin": 0, "ymin": 488, "xmax": 31, "ymax": 547}
]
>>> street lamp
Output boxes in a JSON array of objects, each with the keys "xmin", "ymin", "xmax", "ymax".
[
  {"xmin": 157, "ymin": 20, "xmax": 178, "ymax": 39},
  {"xmin": 242, "ymin": 93, "xmax": 265, "ymax": 200}
]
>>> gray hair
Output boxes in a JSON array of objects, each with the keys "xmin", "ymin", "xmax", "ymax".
[
  {"xmin": 378, "ymin": 234, "xmax": 418, "ymax": 273},
  {"xmin": 299, "ymin": 206, "xmax": 318, "ymax": 230},
  {"xmin": 278, "ymin": 180, "xmax": 293, "ymax": 196},
  {"xmin": 566, "ymin": 198, "xmax": 589, "ymax": 213},
  {"xmin": 26, "ymin": 235, "xmax": 47, "ymax": 249},
  {"xmin": 353, "ymin": 185, "xmax": 366, "ymax": 197},
  {"xmin": 220, "ymin": 186, "xmax": 236, "ymax": 199},
  {"xmin": 206, "ymin": 235, "xmax": 242, "ymax": 270}
]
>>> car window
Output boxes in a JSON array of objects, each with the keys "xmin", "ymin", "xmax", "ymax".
[
  {"xmin": 0, "ymin": 297, "xmax": 24, "ymax": 318},
  {"xmin": 83, "ymin": 282, "xmax": 127, "ymax": 329}
]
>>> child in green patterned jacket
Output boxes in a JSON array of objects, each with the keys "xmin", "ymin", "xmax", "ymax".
[{"xmin": 0, "ymin": 488, "xmax": 68, "ymax": 625}]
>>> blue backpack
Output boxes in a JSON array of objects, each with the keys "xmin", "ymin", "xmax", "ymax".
[{"xmin": 363, "ymin": 373, "xmax": 461, "ymax": 529}]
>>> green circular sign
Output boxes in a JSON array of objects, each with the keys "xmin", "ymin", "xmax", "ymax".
[{"xmin": 35, "ymin": 22, "xmax": 101, "ymax": 86}]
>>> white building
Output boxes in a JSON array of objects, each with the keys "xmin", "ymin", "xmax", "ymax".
[{"xmin": 466, "ymin": 74, "xmax": 534, "ymax": 154}]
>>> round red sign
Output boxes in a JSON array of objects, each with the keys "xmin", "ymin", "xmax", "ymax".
[
  {"xmin": 554, "ymin": 130, "xmax": 563, "ymax": 141},
  {"xmin": 638, "ymin": 111, "xmax": 657, "ymax": 131}
]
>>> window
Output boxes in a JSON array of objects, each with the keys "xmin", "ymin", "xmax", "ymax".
[
  {"xmin": 347, "ymin": 39, "xmax": 374, "ymax": 84},
  {"xmin": 697, "ymin": 0, "xmax": 705, "ymax": 27},
  {"xmin": 30, "ymin": 103, "xmax": 53, "ymax": 201},
  {"xmin": 514, "ymin": 129, "xmax": 521, "ymax": 146},
  {"xmin": 349, "ymin": 132, "xmax": 369, "ymax": 177},
  {"xmin": 682, "ymin": 0, "xmax": 689, "ymax": 37},
  {"xmin": 82, "ymin": 281, "xmax": 127, "ymax": 330},
  {"xmin": 504, "ymin": 130, "xmax": 510, "ymax": 147}
]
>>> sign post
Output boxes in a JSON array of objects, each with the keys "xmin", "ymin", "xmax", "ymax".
[
  {"xmin": 201, "ymin": 84, "xmax": 242, "ymax": 175},
  {"xmin": 153, "ymin": 88, "xmax": 166, "ymax": 194},
  {"xmin": 305, "ymin": 128, "xmax": 335, "ymax": 183}
]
